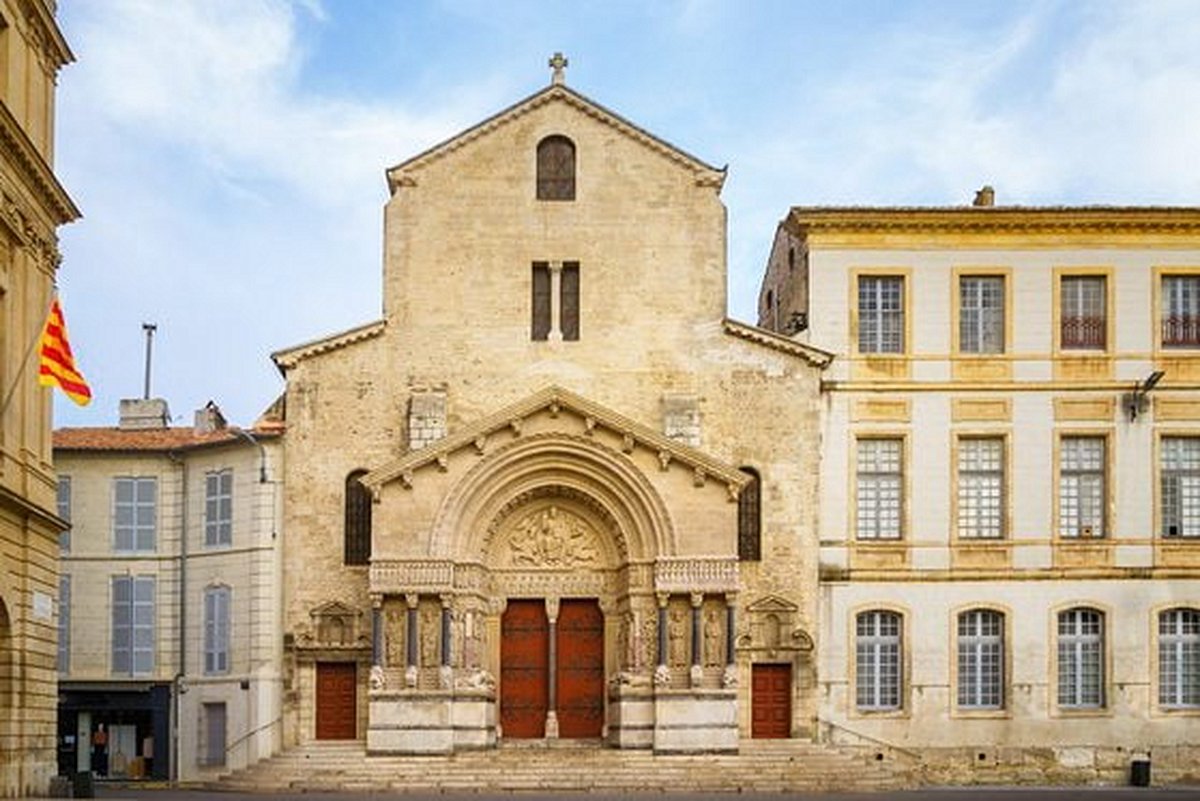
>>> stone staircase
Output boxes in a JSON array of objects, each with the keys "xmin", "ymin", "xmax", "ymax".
[{"xmin": 208, "ymin": 739, "xmax": 915, "ymax": 793}]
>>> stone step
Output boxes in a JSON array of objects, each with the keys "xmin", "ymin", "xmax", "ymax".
[{"xmin": 211, "ymin": 741, "xmax": 913, "ymax": 794}]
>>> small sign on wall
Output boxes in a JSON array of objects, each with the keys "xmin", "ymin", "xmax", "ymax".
[{"xmin": 33, "ymin": 590, "xmax": 52, "ymax": 620}]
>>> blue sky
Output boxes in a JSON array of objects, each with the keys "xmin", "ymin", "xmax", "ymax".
[{"xmin": 52, "ymin": 0, "xmax": 1200, "ymax": 427}]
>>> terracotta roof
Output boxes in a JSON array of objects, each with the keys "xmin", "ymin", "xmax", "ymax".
[{"xmin": 53, "ymin": 425, "xmax": 281, "ymax": 453}]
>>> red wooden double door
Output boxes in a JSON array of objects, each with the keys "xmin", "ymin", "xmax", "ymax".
[{"xmin": 500, "ymin": 599, "xmax": 604, "ymax": 738}]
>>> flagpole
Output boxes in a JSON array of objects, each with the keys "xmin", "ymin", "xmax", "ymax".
[{"xmin": 0, "ymin": 289, "xmax": 60, "ymax": 420}]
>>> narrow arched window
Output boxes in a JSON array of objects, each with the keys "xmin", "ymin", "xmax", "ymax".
[
  {"xmin": 856, "ymin": 610, "xmax": 902, "ymax": 710},
  {"xmin": 344, "ymin": 470, "xmax": 372, "ymax": 566},
  {"xmin": 738, "ymin": 467, "xmax": 761, "ymax": 561},
  {"xmin": 1057, "ymin": 607, "xmax": 1104, "ymax": 709},
  {"xmin": 537, "ymin": 135, "xmax": 575, "ymax": 200},
  {"xmin": 957, "ymin": 609, "xmax": 1004, "ymax": 709},
  {"xmin": 1159, "ymin": 607, "xmax": 1200, "ymax": 708}
]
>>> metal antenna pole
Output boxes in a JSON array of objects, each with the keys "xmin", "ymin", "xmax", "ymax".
[{"xmin": 142, "ymin": 323, "xmax": 157, "ymax": 399}]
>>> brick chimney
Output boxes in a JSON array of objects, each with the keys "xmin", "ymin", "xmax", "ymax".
[{"xmin": 118, "ymin": 398, "xmax": 171, "ymax": 430}]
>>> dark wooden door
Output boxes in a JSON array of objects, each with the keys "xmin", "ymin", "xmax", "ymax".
[
  {"xmin": 501, "ymin": 600, "xmax": 548, "ymax": 738},
  {"xmin": 315, "ymin": 662, "xmax": 357, "ymax": 740},
  {"xmin": 751, "ymin": 663, "xmax": 792, "ymax": 739},
  {"xmin": 556, "ymin": 599, "xmax": 604, "ymax": 738}
]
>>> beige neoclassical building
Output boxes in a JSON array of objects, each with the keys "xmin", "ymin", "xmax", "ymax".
[
  {"xmin": 758, "ymin": 197, "xmax": 1200, "ymax": 783},
  {"xmin": 274, "ymin": 64, "xmax": 830, "ymax": 754},
  {"xmin": 0, "ymin": 1, "xmax": 77, "ymax": 796}
]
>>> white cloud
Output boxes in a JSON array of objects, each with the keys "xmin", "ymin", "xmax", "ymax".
[{"xmin": 65, "ymin": 0, "xmax": 480, "ymax": 210}]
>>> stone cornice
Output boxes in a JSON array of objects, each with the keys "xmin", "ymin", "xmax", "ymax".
[
  {"xmin": 722, "ymin": 318, "xmax": 833, "ymax": 368},
  {"xmin": 13, "ymin": 0, "xmax": 75, "ymax": 68},
  {"xmin": 362, "ymin": 385, "xmax": 750, "ymax": 497},
  {"xmin": 271, "ymin": 319, "xmax": 386, "ymax": 372},
  {"xmin": 0, "ymin": 100, "xmax": 80, "ymax": 232},
  {"xmin": 385, "ymin": 84, "xmax": 725, "ymax": 193},
  {"xmin": 786, "ymin": 206, "xmax": 1200, "ymax": 238}
]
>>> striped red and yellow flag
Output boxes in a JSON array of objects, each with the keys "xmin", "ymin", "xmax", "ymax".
[{"xmin": 38, "ymin": 297, "xmax": 92, "ymax": 406}]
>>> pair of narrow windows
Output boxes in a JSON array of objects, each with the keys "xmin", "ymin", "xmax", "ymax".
[{"xmin": 532, "ymin": 261, "xmax": 580, "ymax": 341}]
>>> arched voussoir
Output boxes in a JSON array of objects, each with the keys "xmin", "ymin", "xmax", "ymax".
[{"xmin": 428, "ymin": 433, "xmax": 675, "ymax": 563}]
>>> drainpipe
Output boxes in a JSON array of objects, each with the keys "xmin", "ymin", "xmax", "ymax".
[
  {"xmin": 169, "ymin": 453, "xmax": 188, "ymax": 784},
  {"xmin": 230, "ymin": 427, "xmax": 268, "ymax": 485}
]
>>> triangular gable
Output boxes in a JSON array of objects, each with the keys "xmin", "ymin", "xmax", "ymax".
[
  {"xmin": 745, "ymin": 595, "xmax": 799, "ymax": 613},
  {"xmin": 386, "ymin": 83, "xmax": 726, "ymax": 193},
  {"xmin": 271, "ymin": 319, "xmax": 386, "ymax": 372},
  {"xmin": 362, "ymin": 385, "xmax": 749, "ymax": 497},
  {"xmin": 722, "ymin": 318, "xmax": 834, "ymax": 368},
  {"xmin": 310, "ymin": 600, "xmax": 359, "ymax": 618}
]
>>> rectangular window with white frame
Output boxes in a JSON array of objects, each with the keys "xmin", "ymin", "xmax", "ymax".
[
  {"xmin": 1059, "ymin": 436, "xmax": 1106, "ymax": 538},
  {"xmin": 204, "ymin": 585, "xmax": 231, "ymax": 675},
  {"xmin": 959, "ymin": 275, "xmax": 1005, "ymax": 353},
  {"xmin": 57, "ymin": 574, "xmax": 70, "ymax": 674},
  {"xmin": 857, "ymin": 276, "xmax": 904, "ymax": 354},
  {"xmin": 1161, "ymin": 436, "xmax": 1200, "ymax": 538},
  {"xmin": 856, "ymin": 438, "xmax": 902, "ymax": 540},
  {"xmin": 114, "ymin": 476, "xmax": 157, "ymax": 552},
  {"xmin": 205, "ymin": 469, "xmax": 233, "ymax": 547},
  {"xmin": 1158, "ymin": 607, "xmax": 1200, "ymax": 709},
  {"xmin": 57, "ymin": 476, "xmax": 71, "ymax": 552},
  {"xmin": 1162, "ymin": 275, "xmax": 1200, "ymax": 348},
  {"xmin": 957, "ymin": 609, "xmax": 1004, "ymax": 710},
  {"xmin": 856, "ymin": 610, "xmax": 902, "ymax": 711},
  {"xmin": 1060, "ymin": 275, "xmax": 1107, "ymax": 350},
  {"xmin": 1057, "ymin": 607, "xmax": 1105, "ymax": 709},
  {"xmin": 112, "ymin": 575, "xmax": 155, "ymax": 676},
  {"xmin": 957, "ymin": 437, "xmax": 1004, "ymax": 539}
]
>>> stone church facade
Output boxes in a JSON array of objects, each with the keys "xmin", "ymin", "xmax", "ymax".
[{"xmin": 274, "ymin": 66, "xmax": 830, "ymax": 754}]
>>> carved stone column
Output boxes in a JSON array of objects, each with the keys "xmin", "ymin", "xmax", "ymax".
[
  {"xmin": 654, "ymin": 593, "xmax": 670, "ymax": 687},
  {"xmin": 370, "ymin": 595, "xmax": 385, "ymax": 691},
  {"xmin": 548, "ymin": 261, "xmax": 564, "ymax": 342},
  {"xmin": 545, "ymin": 596, "xmax": 560, "ymax": 738},
  {"xmin": 439, "ymin": 594, "xmax": 454, "ymax": 689},
  {"xmin": 371, "ymin": 595, "xmax": 383, "ymax": 667},
  {"xmin": 689, "ymin": 593, "xmax": 704, "ymax": 687},
  {"xmin": 724, "ymin": 593, "xmax": 738, "ymax": 688},
  {"xmin": 405, "ymin": 593, "xmax": 419, "ymax": 688}
]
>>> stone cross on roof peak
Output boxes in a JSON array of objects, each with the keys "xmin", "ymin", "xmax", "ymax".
[{"xmin": 549, "ymin": 52, "xmax": 568, "ymax": 85}]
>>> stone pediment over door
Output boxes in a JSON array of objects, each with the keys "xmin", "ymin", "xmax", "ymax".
[
  {"xmin": 298, "ymin": 601, "xmax": 368, "ymax": 650},
  {"xmin": 363, "ymin": 385, "xmax": 751, "ymax": 573},
  {"xmin": 740, "ymin": 595, "xmax": 813, "ymax": 654}
]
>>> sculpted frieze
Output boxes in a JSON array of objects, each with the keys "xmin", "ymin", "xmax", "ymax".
[
  {"xmin": 654, "ymin": 557, "xmax": 739, "ymax": 593},
  {"xmin": 370, "ymin": 559, "xmax": 454, "ymax": 594}
]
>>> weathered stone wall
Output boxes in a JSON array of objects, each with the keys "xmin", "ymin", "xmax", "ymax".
[{"xmin": 278, "ymin": 87, "xmax": 826, "ymax": 746}]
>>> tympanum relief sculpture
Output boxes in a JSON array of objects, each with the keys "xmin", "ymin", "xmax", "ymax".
[{"xmin": 500, "ymin": 504, "xmax": 601, "ymax": 568}]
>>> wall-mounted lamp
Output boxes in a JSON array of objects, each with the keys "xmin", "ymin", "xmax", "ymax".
[{"xmin": 1124, "ymin": 370, "xmax": 1166, "ymax": 421}]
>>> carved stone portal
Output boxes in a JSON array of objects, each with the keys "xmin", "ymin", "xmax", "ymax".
[{"xmin": 499, "ymin": 504, "xmax": 601, "ymax": 568}]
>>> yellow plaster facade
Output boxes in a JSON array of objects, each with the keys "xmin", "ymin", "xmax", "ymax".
[{"xmin": 0, "ymin": 1, "xmax": 76, "ymax": 796}]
